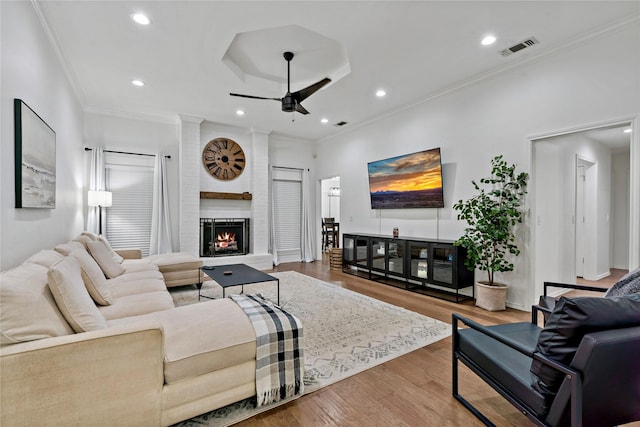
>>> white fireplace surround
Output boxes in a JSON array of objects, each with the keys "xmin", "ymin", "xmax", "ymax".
[{"xmin": 179, "ymin": 117, "xmax": 272, "ymax": 270}]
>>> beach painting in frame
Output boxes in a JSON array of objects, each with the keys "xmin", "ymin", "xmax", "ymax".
[{"xmin": 14, "ymin": 99, "xmax": 56, "ymax": 208}]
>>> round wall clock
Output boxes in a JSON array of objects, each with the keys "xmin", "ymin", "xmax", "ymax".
[{"xmin": 202, "ymin": 137, "xmax": 246, "ymax": 181}]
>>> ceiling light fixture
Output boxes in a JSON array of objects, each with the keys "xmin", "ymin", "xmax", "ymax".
[
  {"xmin": 481, "ymin": 35, "xmax": 497, "ymax": 46},
  {"xmin": 321, "ymin": 118, "xmax": 329, "ymax": 124},
  {"xmin": 376, "ymin": 89, "xmax": 386, "ymax": 98},
  {"xmin": 131, "ymin": 80, "xmax": 145, "ymax": 87},
  {"xmin": 236, "ymin": 109, "xmax": 245, "ymax": 116},
  {"xmin": 131, "ymin": 13, "xmax": 150, "ymax": 25},
  {"xmin": 623, "ymin": 128, "xmax": 632, "ymax": 133}
]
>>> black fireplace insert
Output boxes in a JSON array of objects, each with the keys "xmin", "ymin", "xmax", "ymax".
[{"xmin": 200, "ymin": 218, "xmax": 249, "ymax": 257}]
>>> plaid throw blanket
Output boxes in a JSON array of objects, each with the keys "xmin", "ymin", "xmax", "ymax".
[{"xmin": 230, "ymin": 294, "xmax": 304, "ymax": 407}]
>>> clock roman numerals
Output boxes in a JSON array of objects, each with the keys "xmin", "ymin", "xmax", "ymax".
[{"xmin": 202, "ymin": 138, "xmax": 246, "ymax": 181}]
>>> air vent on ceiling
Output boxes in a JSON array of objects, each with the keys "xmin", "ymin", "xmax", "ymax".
[
  {"xmin": 334, "ymin": 121, "xmax": 348, "ymax": 127},
  {"xmin": 499, "ymin": 37, "xmax": 539, "ymax": 57}
]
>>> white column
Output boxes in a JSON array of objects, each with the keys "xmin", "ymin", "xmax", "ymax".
[
  {"xmin": 178, "ymin": 114, "xmax": 203, "ymax": 256},
  {"xmin": 250, "ymin": 130, "xmax": 270, "ymax": 255}
]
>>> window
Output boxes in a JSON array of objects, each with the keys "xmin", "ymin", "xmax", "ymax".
[
  {"xmin": 272, "ymin": 167, "xmax": 302, "ymax": 263},
  {"xmin": 105, "ymin": 155, "xmax": 154, "ymax": 256}
]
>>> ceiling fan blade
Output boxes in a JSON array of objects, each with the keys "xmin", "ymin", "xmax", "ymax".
[
  {"xmin": 295, "ymin": 103, "xmax": 310, "ymax": 115},
  {"xmin": 229, "ymin": 93, "xmax": 281, "ymax": 101},
  {"xmin": 294, "ymin": 78, "xmax": 331, "ymax": 102}
]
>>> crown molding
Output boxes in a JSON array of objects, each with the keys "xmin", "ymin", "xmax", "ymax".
[{"xmin": 30, "ymin": 0, "xmax": 86, "ymax": 106}]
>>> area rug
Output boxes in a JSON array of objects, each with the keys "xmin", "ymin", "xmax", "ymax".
[{"xmin": 170, "ymin": 271, "xmax": 450, "ymax": 426}]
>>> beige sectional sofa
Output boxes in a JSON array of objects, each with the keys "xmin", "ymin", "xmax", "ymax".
[{"xmin": 0, "ymin": 235, "xmax": 261, "ymax": 426}]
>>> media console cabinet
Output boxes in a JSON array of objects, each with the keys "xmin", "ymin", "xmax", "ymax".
[{"xmin": 342, "ymin": 233, "xmax": 474, "ymax": 303}]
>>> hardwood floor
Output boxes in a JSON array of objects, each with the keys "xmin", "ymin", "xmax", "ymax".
[
  {"xmin": 232, "ymin": 259, "xmax": 634, "ymax": 426},
  {"xmin": 234, "ymin": 258, "xmax": 529, "ymax": 426}
]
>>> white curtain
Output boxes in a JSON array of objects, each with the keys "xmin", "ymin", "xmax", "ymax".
[
  {"xmin": 150, "ymin": 154, "xmax": 173, "ymax": 254},
  {"xmin": 87, "ymin": 147, "xmax": 105, "ymax": 235},
  {"xmin": 301, "ymin": 169, "xmax": 314, "ymax": 263},
  {"xmin": 270, "ymin": 166, "xmax": 280, "ymax": 266}
]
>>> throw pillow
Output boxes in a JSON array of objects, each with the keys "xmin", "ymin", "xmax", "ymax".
[
  {"xmin": 47, "ymin": 257, "xmax": 108, "ymax": 333},
  {"xmin": 604, "ymin": 267, "xmax": 640, "ymax": 297},
  {"xmin": 87, "ymin": 240, "xmax": 125, "ymax": 279},
  {"xmin": 531, "ymin": 294, "xmax": 640, "ymax": 396},
  {"xmin": 1, "ymin": 262, "xmax": 74, "ymax": 345},
  {"xmin": 97, "ymin": 236, "xmax": 125, "ymax": 264},
  {"xmin": 81, "ymin": 231, "xmax": 99, "ymax": 241},
  {"xmin": 69, "ymin": 249, "xmax": 113, "ymax": 306}
]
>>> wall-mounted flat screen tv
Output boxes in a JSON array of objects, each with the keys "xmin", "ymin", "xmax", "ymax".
[{"xmin": 367, "ymin": 147, "xmax": 444, "ymax": 209}]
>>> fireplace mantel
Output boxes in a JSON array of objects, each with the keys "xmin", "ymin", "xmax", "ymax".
[{"xmin": 200, "ymin": 191, "xmax": 252, "ymax": 200}]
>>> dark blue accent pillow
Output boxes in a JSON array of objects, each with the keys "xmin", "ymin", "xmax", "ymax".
[{"xmin": 531, "ymin": 294, "xmax": 640, "ymax": 396}]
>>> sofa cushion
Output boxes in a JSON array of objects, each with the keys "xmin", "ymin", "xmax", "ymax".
[
  {"xmin": 146, "ymin": 252, "xmax": 202, "ymax": 273},
  {"xmin": 97, "ymin": 236, "xmax": 124, "ymax": 264},
  {"xmin": 47, "ymin": 257, "xmax": 108, "ymax": 333},
  {"xmin": 108, "ymin": 278, "xmax": 167, "ymax": 299},
  {"xmin": 81, "ymin": 231, "xmax": 99, "ymax": 241},
  {"xmin": 0, "ymin": 263, "xmax": 74, "ymax": 345},
  {"xmin": 98, "ymin": 291, "xmax": 175, "ymax": 321},
  {"xmin": 69, "ymin": 249, "xmax": 112, "ymax": 306},
  {"xmin": 87, "ymin": 240, "xmax": 125, "ymax": 279},
  {"xmin": 531, "ymin": 294, "xmax": 640, "ymax": 396},
  {"xmin": 54, "ymin": 241, "xmax": 86, "ymax": 256},
  {"xmin": 108, "ymin": 299, "xmax": 256, "ymax": 384},
  {"xmin": 73, "ymin": 234, "xmax": 94, "ymax": 248},
  {"xmin": 25, "ymin": 249, "xmax": 64, "ymax": 268},
  {"xmin": 108, "ymin": 269, "xmax": 164, "ymax": 284}
]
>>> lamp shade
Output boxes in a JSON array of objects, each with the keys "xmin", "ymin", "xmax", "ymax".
[{"xmin": 88, "ymin": 190, "xmax": 112, "ymax": 207}]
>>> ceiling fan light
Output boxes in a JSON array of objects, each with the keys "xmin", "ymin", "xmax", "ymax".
[
  {"xmin": 376, "ymin": 89, "xmax": 386, "ymax": 97},
  {"xmin": 321, "ymin": 118, "xmax": 329, "ymax": 124}
]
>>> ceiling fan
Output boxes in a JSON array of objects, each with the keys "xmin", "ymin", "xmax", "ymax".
[{"xmin": 230, "ymin": 51, "xmax": 331, "ymax": 115}]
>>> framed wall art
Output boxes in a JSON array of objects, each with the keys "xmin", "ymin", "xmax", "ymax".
[{"xmin": 14, "ymin": 99, "xmax": 56, "ymax": 208}]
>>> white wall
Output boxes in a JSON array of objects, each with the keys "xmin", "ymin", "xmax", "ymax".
[
  {"xmin": 612, "ymin": 151, "xmax": 631, "ymax": 269},
  {"xmin": 83, "ymin": 112, "xmax": 180, "ymax": 250},
  {"xmin": 1, "ymin": 2, "xmax": 85, "ymax": 269},
  {"xmin": 314, "ymin": 22, "xmax": 640, "ymax": 310}
]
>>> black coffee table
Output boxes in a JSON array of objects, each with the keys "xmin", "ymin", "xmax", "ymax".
[{"xmin": 198, "ymin": 263, "xmax": 279, "ymax": 304}]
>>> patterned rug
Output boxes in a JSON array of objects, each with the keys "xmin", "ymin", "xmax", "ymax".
[{"xmin": 170, "ymin": 271, "xmax": 450, "ymax": 426}]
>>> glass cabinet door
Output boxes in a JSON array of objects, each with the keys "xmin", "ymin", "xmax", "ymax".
[
  {"xmin": 370, "ymin": 238, "xmax": 387, "ymax": 272},
  {"xmin": 432, "ymin": 245, "xmax": 454, "ymax": 286},
  {"xmin": 343, "ymin": 235, "xmax": 355, "ymax": 263},
  {"xmin": 409, "ymin": 242, "xmax": 430, "ymax": 280},
  {"xmin": 355, "ymin": 237, "xmax": 369, "ymax": 268},
  {"xmin": 387, "ymin": 240, "xmax": 405, "ymax": 276}
]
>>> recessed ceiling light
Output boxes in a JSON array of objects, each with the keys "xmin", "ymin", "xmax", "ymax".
[
  {"xmin": 236, "ymin": 109, "xmax": 245, "ymax": 116},
  {"xmin": 623, "ymin": 128, "xmax": 632, "ymax": 133},
  {"xmin": 376, "ymin": 89, "xmax": 386, "ymax": 98},
  {"xmin": 131, "ymin": 80, "xmax": 144, "ymax": 87},
  {"xmin": 131, "ymin": 13, "xmax": 150, "ymax": 25},
  {"xmin": 321, "ymin": 118, "xmax": 329, "ymax": 124},
  {"xmin": 481, "ymin": 35, "xmax": 497, "ymax": 46}
]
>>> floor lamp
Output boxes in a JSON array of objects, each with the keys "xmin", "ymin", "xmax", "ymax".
[{"xmin": 88, "ymin": 190, "xmax": 112, "ymax": 235}]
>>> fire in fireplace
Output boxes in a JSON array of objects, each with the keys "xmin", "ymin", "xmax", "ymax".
[{"xmin": 200, "ymin": 218, "xmax": 250, "ymax": 257}]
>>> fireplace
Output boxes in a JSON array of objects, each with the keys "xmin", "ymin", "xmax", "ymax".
[{"xmin": 200, "ymin": 218, "xmax": 250, "ymax": 257}]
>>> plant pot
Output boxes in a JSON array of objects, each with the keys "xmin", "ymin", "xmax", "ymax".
[{"xmin": 475, "ymin": 281, "xmax": 508, "ymax": 311}]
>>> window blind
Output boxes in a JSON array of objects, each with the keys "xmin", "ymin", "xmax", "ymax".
[
  {"xmin": 272, "ymin": 168, "xmax": 302, "ymax": 263},
  {"xmin": 105, "ymin": 164, "xmax": 154, "ymax": 256}
]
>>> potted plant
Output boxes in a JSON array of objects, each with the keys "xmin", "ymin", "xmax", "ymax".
[{"xmin": 453, "ymin": 155, "xmax": 528, "ymax": 311}]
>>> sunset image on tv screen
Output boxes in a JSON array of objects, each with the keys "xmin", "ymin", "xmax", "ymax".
[{"xmin": 367, "ymin": 148, "xmax": 444, "ymax": 209}]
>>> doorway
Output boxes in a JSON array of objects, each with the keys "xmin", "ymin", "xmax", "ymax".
[
  {"xmin": 320, "ymin": 177, "xmax": 340, "ymax": 251},
  {"xmin": 574, "ymin": 157, "xmax": 595, "ymax": 278},
  {"xmin": 531, "ymin": 121, "xmax": 633, "ymax": 300}
]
